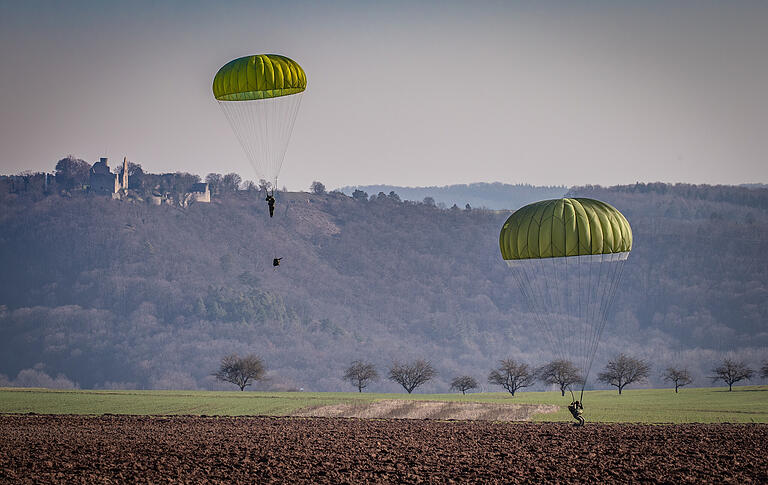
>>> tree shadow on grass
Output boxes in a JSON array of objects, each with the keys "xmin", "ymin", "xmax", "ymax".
[{"xmin": 711, "ymin": 388, "xmax": 768, "ymax": 392}]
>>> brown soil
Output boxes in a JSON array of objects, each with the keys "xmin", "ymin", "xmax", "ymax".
[
  {"xmin": 1, "ymin": 414, "xmax": 766, "ymax": 484},
  {"xmin": 292, "ymin": 399, "xmax": 558, "ymax": 421}
]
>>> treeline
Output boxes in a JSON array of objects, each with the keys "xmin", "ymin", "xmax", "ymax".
[
  {"xmin": 0, "ymin": 155, "xmax": 267, "ymax": 200},
  {"xmin": 0, "ymin": 160, "xmax": 767, "ymax": 392},
  {"xmin": 219, "ymin": 353, "xmax": 767, "ymax": 397},
  {"xmin": 339, "ymin": 182, "xmax": 568, "ymax": 210},
  {"xmin": 574, "ymin": 182, "xmax": 768, "ymax": 211}
]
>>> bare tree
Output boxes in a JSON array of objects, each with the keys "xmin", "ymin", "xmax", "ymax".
[
  {"xmin": 537, "ymin": 360, "xmax": 583, "ymax": 396},
  {"xmin": 487, "ymin": 359, "xmax": 536, "ymax": 396},
  {"xmin": 388, "ymin": 359, "xmax": 436, "ymax": 393},
  {"xmin": 597, "ymin": 354, "xmax": 650, "ymax": 395},
  {"xmin": 710, "ymin": 359, "xmax": 754, "ymax": 391},
  {"xmin": 221, "ymin": 172, "xmax": 243, "ymax": 193},
  {"xmin": 662, "ymin": 367, "xmax": 694, "ymax": 393},
  {"xmin": 205, "ymin": 173, "xmax": 222, "ymax": 195},
  {"xmin": 761, "ymin": 360, "xmax": 768, "ymax": 379},
  {"xmin": 343, "ymin": 360, "xmax": 379, "ymax": 392},
  {"xmin": 310, "ymin": 181, "xmax": 326, "ymax": 195},
  {"xmin": 450, "ymin": 375, "xmax": 478, "ymax": 395},
  {"xmin": 213, "ymin": 354, "xmax": 266, "ymax": 391},
  {"xmin": 55, "ymin": 155, "xmax": 90, "ymax": 190},
  {"xmin": 127, "ymin": 162, "xmax": 145, "ymax": 190}
]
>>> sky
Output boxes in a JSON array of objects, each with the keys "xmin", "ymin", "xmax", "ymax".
[{"xmin": 1, "ymin": 1, "xmax": 766, "ymax": 190}]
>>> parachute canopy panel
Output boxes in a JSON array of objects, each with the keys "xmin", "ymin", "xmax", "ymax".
[
  {"xmin": 499, "ymin": 198, "xmax": 632, "ymax": 261},
  {"xmin": 213, "ymin": 54, "xmax": 307, "ymax": 101}
]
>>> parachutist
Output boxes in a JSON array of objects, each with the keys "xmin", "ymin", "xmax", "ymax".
[
  {"xmin": 568, "ymin": 400, "xmax": 585, "ymax": 426},
  {"xmin": 272, "ymin": 257, "xmax": 282, "ymax": 267},
  {"xmin": 266, "ymin": 193, "xmax": 276, "ymax": 218},
  {"xmin": 214, "ymin": 54, "xmax": 305, "ymax": 216},
  {"xmin": 500, "ymin": 198, "xmax": 632, "ymax": 424}
]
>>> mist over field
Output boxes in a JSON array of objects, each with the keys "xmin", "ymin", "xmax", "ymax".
[{"xmin": 0, "ymin": 174, "xmax": 766, "ymax": 392}]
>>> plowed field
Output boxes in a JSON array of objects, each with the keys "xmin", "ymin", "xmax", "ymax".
[{"xmin": 1, "ymin": 415, "xmax": 766, "ymax": 483}]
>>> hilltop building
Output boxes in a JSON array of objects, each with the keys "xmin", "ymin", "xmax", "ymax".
[
  {"xmin": 189, "ymin": 183, "xmax": 210, "ymax": 203},
  {"xmin": 89, "ymin": 157, "xmax": 128, "ymax": 196},
  {"xmin": 86, "ymin": 156, "xmax": 211, "ymax": 205}
]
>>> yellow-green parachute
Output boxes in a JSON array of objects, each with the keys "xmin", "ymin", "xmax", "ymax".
[
  {"xmin": 500, "ymin": 198, "xmax": 632, "ymax": 260},
  {"xmin": 213, "ymin": 54, "xmax": 307, "ymax": 101},
  {"xmin": 499, "ymin": 198, "xmax": 632, "ymax": 398},
  {"xmin": 213, "ymin": 54, "xmax": 306, "ymax": 189}
]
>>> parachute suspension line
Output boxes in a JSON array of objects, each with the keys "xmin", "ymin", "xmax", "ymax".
[
  {"xmin": 548, "ymin": 258, "xmax": 562, "ymax": 363},
  {"xmin": 563, "ymin": 252, "xmax": 574, "ymax": 372},
  {"xmin": 218, "ymin": 94, "xmax": 303, "ymax": 188},
  {"xmin": 557, "ymin": 258, "xmax": 573, "ymax": 370},
  {"xmin": 580, "ymin": 255, "xmax": 605, "ymax": 396},
  {"xmin": 576, "ymin": 251, "xmax": 584, "ymax": 391},
  {"xmin": 586, "ymin": 256, "xmax": 622, "ymax": 387},
  {"xmin": 584, "ymin": 254, "xmax": 597, "ymax": 384},
  {"xmin": 514, "ymin": 255, "xmax": 628, "ymax": 402},
  {"xmin": 511, "ymin": 264, "xmax": 565, "ymax": 365},
  {"xmin": 514, "ymin": 261, "xmax": 568, "ymax": 365},
  {"xmin": 550, "ymin": 256, "xmax": 570, "ymax": 366},
  {"xmin": 582, "ymin": 258, "xmax": 627, "ymax": 395},
  {"xmin": 578, "ymin": 255, "xmax": 587, "ymax": 402},
  {"xmin": 579, "ymin": 255, "xmax": 589, "ymax": 392},
  {"xmin": 531, "ymin": 261, "xmax": 557, "ymax": 360},
  {"xmin": 549, "ymin": 260, "xmax": 571, "ymax": 365},
  {"xmin": 579, "ymin": 256, "xmax": 627, "ymax": 396},
  {"xmin": 580, "ymin": 251, "xmax": 606, "ymax": 398},
  {"xmin": 521, "ymin": 262, "xmax": 566, "ymax": 364},
  {"xmin": 580, "ymin": 253, "xmax": 604, "ymax": 392},
  {"xmin": 584, "ymin": 256, "xmax": 617, "ymax": 376},
  {"xmin": 275, "ymin": 93, "xmax": 303, "ymax": 191},
  {"xmin": 543, "ymin": 260, "xmax": 572, "ymax": 365},
  {"xmin": 512, "ymin": 255, "xmax": 630, "ymax": 403},
  {"xmin": 220, "ymin": 100, "xmax": 259, "ymax": 176}
]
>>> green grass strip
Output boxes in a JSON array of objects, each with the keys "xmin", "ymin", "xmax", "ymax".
[{"xmin": 1, "ymin": 386, "xmax": 766, "ymax": 423}]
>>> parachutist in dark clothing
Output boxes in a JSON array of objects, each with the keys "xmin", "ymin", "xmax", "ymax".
[
  {"xmin": 265, "ymin": 193, "xmax": 276, "ymax": 217},
  {"xmin": 272, "ymin": 257, "xmax": 282, "ymax": 267},
  {"xmin": 568, "ymin": 400, "xmax": 585, "ymax": 426}
]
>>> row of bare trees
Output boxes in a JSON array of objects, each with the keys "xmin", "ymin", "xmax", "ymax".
[
  {"xmin": 341, "ymin": 358, "xmax": 582, "ymax": 395},
  {"xmin": 343, "ymin": 359, "xmax": 436, "ymax": 394},
  {"xmin": 341, "ymin": 355, "xmax": 766, "ymax": 396},
  {"xmin": 212, "ymin": 354, "xmax": 766, "ymax": 394}
]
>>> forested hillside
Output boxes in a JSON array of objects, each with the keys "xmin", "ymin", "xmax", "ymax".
[{"xmin": 0, "ymin": 183, "xmax": 766, "ymax": 392}]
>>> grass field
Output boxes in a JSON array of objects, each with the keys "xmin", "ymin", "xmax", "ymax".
[{"xmin": 1, "ymin": 385, "xmax": 766, "ymax": 423}]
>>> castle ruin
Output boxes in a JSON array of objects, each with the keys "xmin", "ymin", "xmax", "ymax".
[{"xmin": 89, "ymin": 157, "xmax": 128, "ymax": 196}]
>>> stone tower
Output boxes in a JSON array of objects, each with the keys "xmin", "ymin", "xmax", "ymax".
[{"xmin": 121, "ymin": 157, "xmax": 128, "ymax": 190}]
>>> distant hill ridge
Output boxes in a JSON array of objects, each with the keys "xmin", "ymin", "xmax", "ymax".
[{"xmin": 337, "ymin": 182, "xmax": 567, "ymax": 210}]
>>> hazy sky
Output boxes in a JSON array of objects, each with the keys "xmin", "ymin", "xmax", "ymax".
[{"xmin": 1, "ymin": 1, "xmax": 766, "ymax": 190}]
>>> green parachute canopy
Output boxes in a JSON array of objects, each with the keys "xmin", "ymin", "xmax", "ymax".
[
  {"xmin": 213, "ymin": 54, "xmax": 307, "ymax": 101},
  {"xmin": 499, "ymin": 198, "xmax": 632, "ymax": 261}
]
